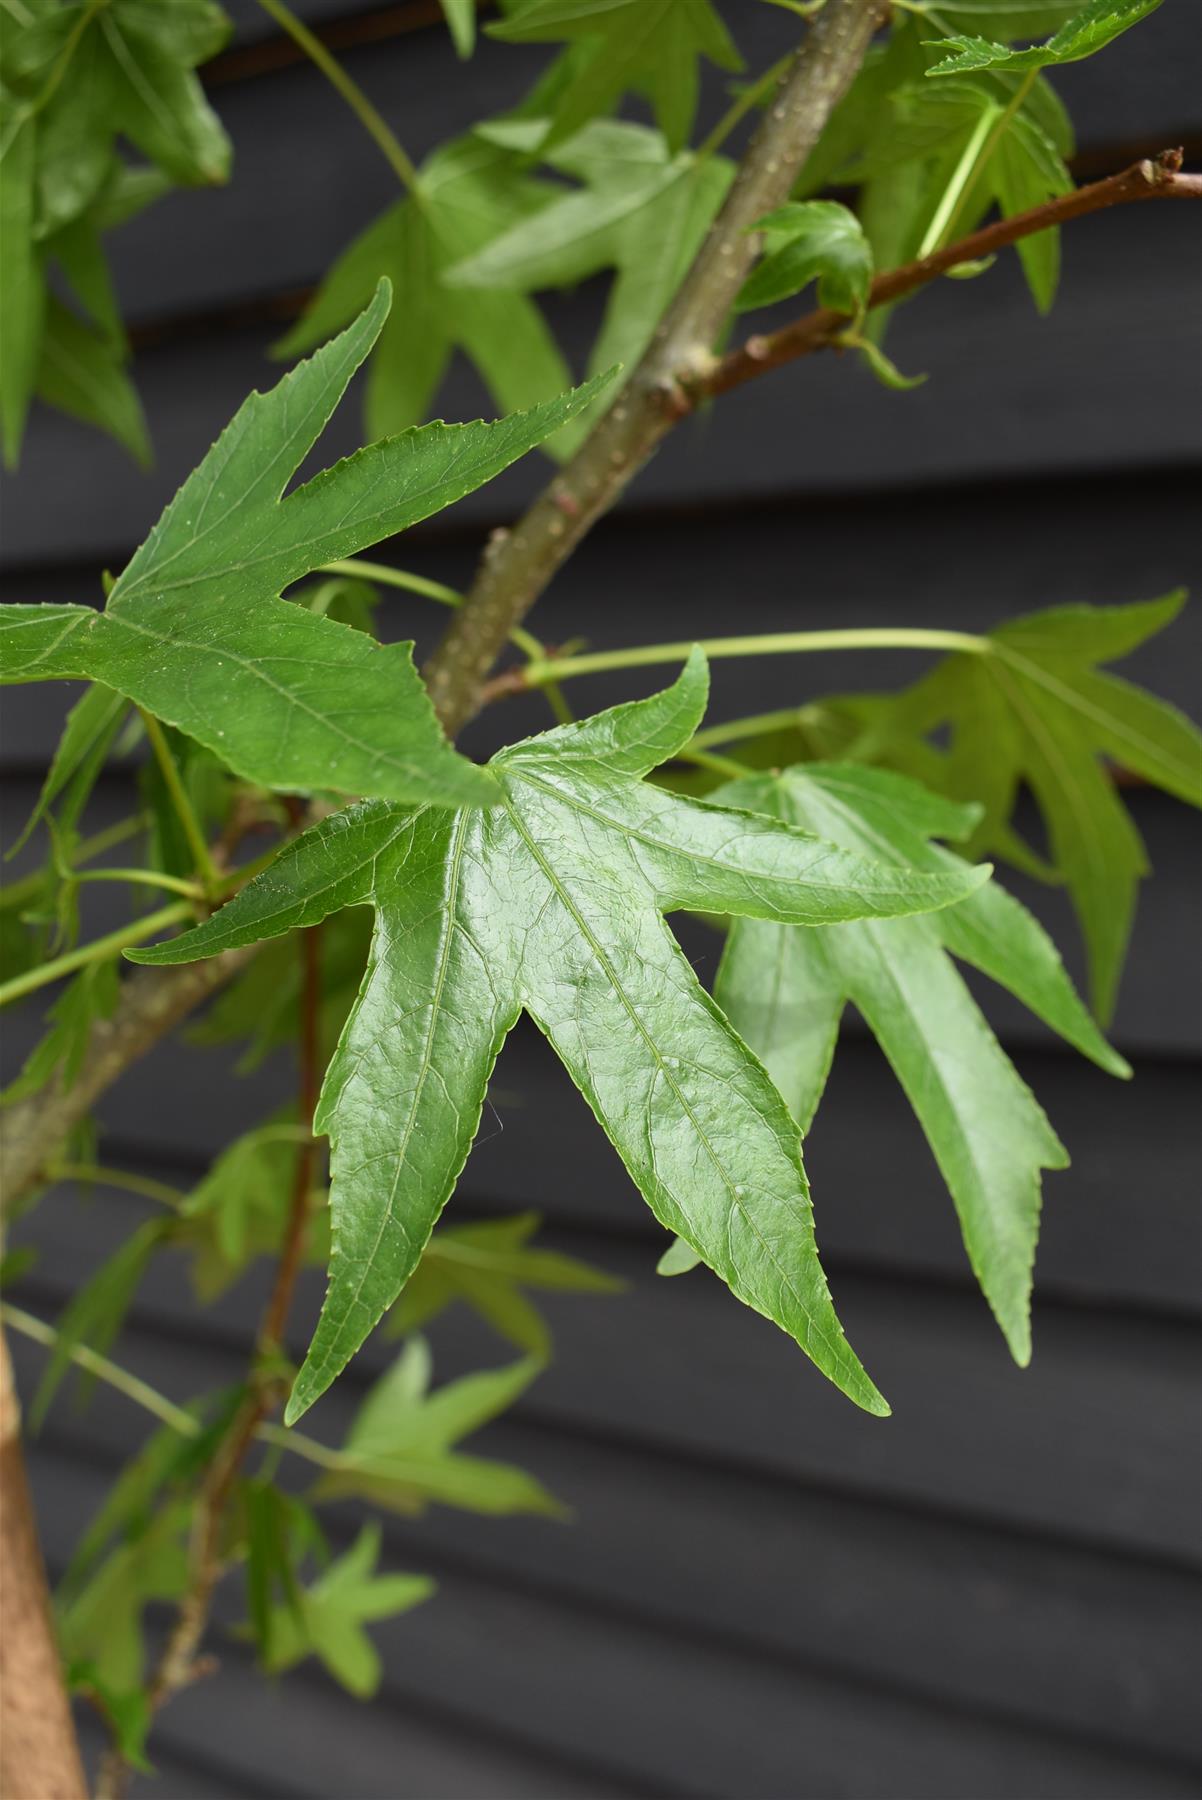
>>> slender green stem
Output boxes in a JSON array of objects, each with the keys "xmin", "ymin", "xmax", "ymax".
[
  {"xmin": 1, "ymin": 1304, "xmax": 378, "ymax": 1480},
  {"xmin": 539, "ymin": 680, "xmax": 576, "ymax": 727},
  {"xmin": 255, "ymin": 1420, "xmax": 485, "ymax": 1493},
  {"xmin": 25, "ymin": 0, "xmax": 103, "ymax": 116},
  {"xmin": 139, "ymin": 710, "xmax": 219, "ymax": 895},
  {"xmin": 255, "ymin": 1420, "xmax": 343, "ymax": 1471},
  {"xmin": 318, "ymin": 558, "xmax": 461, "ymax": 609},
  {"xmin": 918, "ymin": 100, "xmax": 999, "ymax": 258},
  {"xmin": 1, "ymin": 1303, "xmax": 201, "ymax": 1437},
  {"xmin": 74, "ymin": 868, "xmax": 206, "ymax": 901},
  {"xmin": 1, "ymin": 1303, "xmax": 394, "ymax": 1482},
  {"xmin": 520, "ymin": 627, "xmax": 988, "ymax": 687},
  {"xmin": 675, "ymin": 747, "xmax": 753, "ymax": 781},
  {"xmin": 697, "ymin": 54, "xmax": 793, "ymax": 162},
  {"xmin": 2, "ymin": 814, "xmax": 146, "ymax": 911},
  {"xmin": 921, "ymin": 69, "xmax": 1037, "ymax": 257},
  {"xmin": 690, "ymin": 704, "xmax": 824, "ymax": 752},
  {"xmin": 254, "ymin": 0, "xmax": 419, "ymax": 194},
  {"xmin": 47, "ymin": 1163, "xmax": 187, "ymax": 1212},
  {"xmin": 318, "ymin": 557, "xmax": 546, "ymax": 660},
  {"xmin": 0, "ymin": 902, "xmax": 193, "ymax": 1010}
]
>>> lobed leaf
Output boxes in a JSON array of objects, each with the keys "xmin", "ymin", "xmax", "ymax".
[
  {"xmin": 0, "ymin": 285, "xmax": 613, "ymax": 810},
  {"xmin": 488, "ymin": 0, "xmax": 742, "ymax": 153},
  {"xmin": 713, "ymin": 763, "xmax": 1128, "ymax": 1361},
  {"xmin": 132, "ymin": 652, "xmax": 988, "ymax": 1422}
]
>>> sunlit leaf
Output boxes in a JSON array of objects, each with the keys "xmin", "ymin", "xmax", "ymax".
[{"xmin": 133, "ymin": 652, "xmax": 988, "ymax": 1421}]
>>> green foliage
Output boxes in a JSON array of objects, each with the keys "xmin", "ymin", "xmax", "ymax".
[
  {"xmin": 190, "ymin": 909, "xmax": 374, "ymax": 1073},
  {"xmin": 0, "ymin": 0, "xmax": 1196, "ymax": 1770},
  {"xmin": 132, "ymin": 651, "xmax": 986, "ymax": 1420},
  {"xmin": 488, "ymin": 0, "xmax": 742, "ymax": 152},
  {"xmin": 440, "ymin": 0, "xmax": 477, "ymax": 58},
  {"xmin": 176, "ymin": 1123, "xmax": 325, "ymax": 1300},
  {"xmin": 736, "ymin": 201, "xmax": 873, "ymax": 315},
  {"xmin": 253, "ymin": 1522, "xmax": 433, "ymax": 1697},
  {"xmin": 311, "ymin": 1339, "xmax": 563, "ymax": 1516},
  {"xmin": 275, "ymin": 139, "xmax": 574, "ymax": 442},
  {"xmin": 58, "ymin": 1499, "xmax": 191, "ymax": 1701},
  {"xmin": 29, "ymin": 1219, "xmax": 167, "ymax": 1427},
  {"xmin": 11, "ymin": 682, "xmax": 127, "ymax": 857},
  {"xmin": 447, "ymin": 119, "xmax": 734, "ymax": 455},
  {"xmin": 926, "ymin": 0, "xmax": 1165, "ymax": 75},
  {"xmin": 0, "ymin": 287, "xmax": 609, "ymax": 810},
  {"xmin": 713, "ymin": 764, "xmax": 1127, "ymax": 1361},
  {"xmin": 2, "ymin": 961, "xmax": 119, "ymax": 1102},
  {"xmin": 800, "ymin": 24, "xmax": 1074, "ymax": 317},
  {"xmin": 388, "ymin": 1212, "xmax": 624, "ymax": 1358},
  {"xmin": 0, "ymin": 0, "xmax": 231, "ymax": 461},
  {"xmin": 868, "ymin": 596, "xmax": 1202, "ymax": 1021}
]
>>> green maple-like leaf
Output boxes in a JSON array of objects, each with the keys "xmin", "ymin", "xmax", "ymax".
[
  {"xmin": 132, "ymin": 651, "xmax": 988, "ymax": 1421},
  {"xmin": 274, "ymin": 137, "xmax": 574, "ymax": 442},
  {"xmin": 925, "ymin": 0, "xmax": 1165, "ymax": 75},
  {"xmin": 57, "ymin": 1501, "xmax": 191, "ymax": 1699},
  {"xmin": 0, "ymin": 283, "xmax": 610, "ymax": 809},
  {"xmin": 257, "ymin": 1523, "xmax": 434, "ymax": 1698},
  {"xmin": 488, "ymin": 0, "xmax": 742, "ymax": 153},
  {"xmin": 802, "ymin": 20, "xmax": 1073, "ymax": 319},
  {"xmin": 447, "ymin": 118, "xmax": 733, "ymax": 455},
  {"xmin": 311, "ymin": 1339, "xmax": 562, "ymax": 1517},
  {"xmin": 389, "ymin": 1211, "xmax": 623, "ymax": 1358},
  {"xmin": 2, "ymin": 0, "xmax": 231, "ymax": 215},
  {"xmin": 0, "ymin": 0, "xmax": 230, "ymax": 459},
  {"xmin": 890, "ymin": 594, "xmax": 1202, "ymax": 1021},
  {"xmin": 713, "ymin": 763, "xmax": 1128, "ymax": 1362},
  {"xmin": 735, "ymin": 200, "xmax": 873, "ymax": 316}
]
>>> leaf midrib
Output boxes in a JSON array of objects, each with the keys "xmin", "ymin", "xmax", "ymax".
[{"xmin": 498, "ymin": 786, "xmax": 856, "ymax": 1383}]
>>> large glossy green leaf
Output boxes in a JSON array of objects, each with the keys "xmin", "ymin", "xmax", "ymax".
[
  {"xmin": 488, "ymin": 0, "xmax": 742, "ymax": 152},
  {"xmin": 0, "ymin": 284, "xmax": 611, "ymax": 809},
  {"xmin": 714, "ymin": 764, "xmax": 1128, "ymax": 1362},
  {"xmin": 132, "ymin": 651, "xmax": 988, "ymax": 1421},
  {"xmin": 275, "ymin": 138, "xmax": 573, "ymax": 441},
  {"xmin": 926, "ymin": 0, "xmax": 1165, "ymax": 75}
]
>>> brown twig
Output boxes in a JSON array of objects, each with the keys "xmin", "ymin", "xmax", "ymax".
[
  {"xmin": 95, "ymin": 922, "xmax": 324, "ymax": 1800},
  {"xmin": 423, "ymin": 0, "xmax": 888, "ymax": 736},
  {"xmin": 704, "ymin": 150, "xmax": 1202, "ymax": 399},
  {"xmin": 426, "ymin": 142, "xmax": 1200, "ymax": 736}
]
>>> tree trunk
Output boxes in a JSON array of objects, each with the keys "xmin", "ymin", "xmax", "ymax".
[{"xmin": 0, "ymin": 1330, "xmax": 86, "ymax": 1800}]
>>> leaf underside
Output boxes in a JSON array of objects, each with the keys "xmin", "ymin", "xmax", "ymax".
[
  {"xmin": 713, "ymin": 763, "xmax": 1128, "ymax": 1362},
  {"xmin": 132, "ymin": 651, "xmax": 990, "ymax": 1422}
]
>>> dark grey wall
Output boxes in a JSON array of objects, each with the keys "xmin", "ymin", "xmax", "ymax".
[{"xmin": 3, "ymin": 4, "xmax": 1201, "ymax": 1796}]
